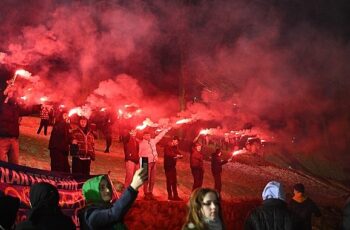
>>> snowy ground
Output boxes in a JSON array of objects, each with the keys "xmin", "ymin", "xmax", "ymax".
[{"xmin": 18, "ymin": 116, "xmax": 349, "ymax": 229}]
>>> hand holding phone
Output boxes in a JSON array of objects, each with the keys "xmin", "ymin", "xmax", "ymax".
[{"xmin": 140, "ymin": 157, "xmax": 148, "ymax": 181}]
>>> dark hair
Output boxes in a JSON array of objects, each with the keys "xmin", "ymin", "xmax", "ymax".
[{"xmin": 293, "ymin": 183, "xmax": 305, "ymax": 193}]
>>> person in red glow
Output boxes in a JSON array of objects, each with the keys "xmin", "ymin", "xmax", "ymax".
[
  {"xmin": 211, "ymin": 148, "xmax": 232, "ymax": 194},
  {"xmin": 121, "ymin": 129, "xmax": 139, "ymax": 189},
  {"xmin": 138, "ymin": 127, "xmax": 171, "ymax": 200},
  {"xmin": 70, "ymin": 116, "xmax": 95, "ymax": 175},
  {"xmin": 163, "ymin": 136, "xmax": 183, "ymax": 201},
  {"xmin": 49, "ymin": 111, "xmax": 71, "ymax": 173},
  {"xmin": 289, "ymin": 183, "xmax": 321, "ymax": 230},
  {"xmin": 190, "ymin": 141, "xmax": 204, "ymax": 192}
]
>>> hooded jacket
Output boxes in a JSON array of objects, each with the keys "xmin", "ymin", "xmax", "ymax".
[
  {"xmin": 16, "ymin": 182, "xmax": 75, "ymax": 230},
  {"xmin": 80, "ymin": 175, "xmax": 138, "ymax": 230},
  {"xmin": 244, "ymin": 181, "xmax": 295, "ymax": 230}
]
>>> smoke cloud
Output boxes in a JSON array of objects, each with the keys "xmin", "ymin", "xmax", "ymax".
[{"xmin": 0, "ymin": 0, "xmax": 349, "ymax": 156}]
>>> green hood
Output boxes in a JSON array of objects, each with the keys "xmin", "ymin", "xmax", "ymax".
[{"xmin": 82, "ymin": 175, "xmax": 105, "ymax": 204}]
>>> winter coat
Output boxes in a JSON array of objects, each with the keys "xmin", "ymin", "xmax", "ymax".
[
  {"xmin": 71, "ymin": 128, "xmax": 95, "ymax": 160},
  {"xmin": 39, "ymin": 107, "xmax": 50, "ymax": 120},
  {"xmin": 245, "ymin": 181, "xmax": 294, "ymax": 230},
  {"xmin": 121, "ymin": 134, "xmax": 139, "ymax": 163},
  {"xmin": 0, "ymin": 193, "xmax": 20, "ymax": 230},
  {"xmin": 49, "ymin": 119, "xmax": 71, "ymax": 152},
  {"xmin": 80, "ymin": 175, "xmax": 138, "ymax": 230},
  {"xmin": 139, "ymin": 128, "xmax": 170, "ymax": 163},
  {"xmin": 289, "ymin": 197, "xmax": 321, "ymax": 230},
  {"xmin": 211, "ymin": 153, "xmax": 228, "ymax": 175},
  {"xmin": 0, "ymin": 101, "xmax": 36, "ymax": 138},
  {"xmin": 190, "ymin": 148, "xmax": 203, "ymax": 169},
  {"xmin": 16, "ymin": 182, "xmax": 75, "ymax": 230},
  {"xmin": 164, "ymin": 144, "xmax": 180, "ymax": 170},
  {"xmin": 244, "ymin": 199, "xmax": 294, "ymax": 230},
  {"xmin": 343, "ymin": 197, "xmax": 350, "ymax": 230}
]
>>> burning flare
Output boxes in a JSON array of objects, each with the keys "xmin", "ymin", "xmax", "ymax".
[
  {"xmin": 68, "ymin": 107, "xmax": 83, "ymax": 117},
  {"xmin": 136, "ymin": 118, "xmax": 157, "ymax": 130},
  {"xmin": 199, "ymin": 129, "xmax": 211, "ymax": 135},
  {"xmin": 175, "ymin": 118, "xmax": 192, "ymax": 125}
]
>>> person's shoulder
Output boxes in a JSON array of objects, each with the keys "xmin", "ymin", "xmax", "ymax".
[{"xmin": 15, "ymin": 220, "xmax": 36, "ymax": 230}]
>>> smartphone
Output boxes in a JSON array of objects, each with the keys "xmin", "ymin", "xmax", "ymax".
[{"xmin": 140, "ymin": 157, "xmax": 148, "ymax": 180}]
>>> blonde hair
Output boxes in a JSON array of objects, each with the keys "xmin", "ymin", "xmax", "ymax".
[{"xmin": 183, "ymin": 188, "xmax": 224, "ymax": 230}]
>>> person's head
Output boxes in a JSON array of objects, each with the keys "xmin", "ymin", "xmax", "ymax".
[
  {"xmin": 185, "ymin": 188, "xmax": 223, "ymax": 229},
  {"xmin": 28, "ymin": 182, "xmax": 60, "ymax": 222},
  {"xmin": 213, "ymin": 148, "xmax": 222, "ymax": 157},
  {"xmin": 62, "ymin": 112, "xmax": 68, "ymax": 121},
  {"xmin": 79, "ymin": 116, "xmax": 88, "ymax": 128},
  {"xmin": 129, "ymin": 129, "xmax": 136, "ymax": 137},
  {"xmin": 171, "ymin": 136, "xmax": 180, "ymax": 146},
  {"xmin": 194, "ymin": 142, "xmax": 202, "ymax": 152},
  {"xmin": 82, "ymin": 175, "xmax": 113, "ymax": 204},
  {"xmin": 143, "ymin": 131, "xmax": 151, "ymax": 141},
  {"xmin": 293, "ymin": 183, "xmax": 305, "ymax": 198},
  {"xmin": 262, "ymin": 181, "xmax": 286, "ymax": 201},
  {"xmin": 29, "ymin": 182, "xmax": 60, "ymax": 209}
]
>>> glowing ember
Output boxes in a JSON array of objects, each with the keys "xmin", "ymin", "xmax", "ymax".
[
  {"xmin": 136, "ymin": 109, "xmax": 142, "ymax": 113},
  {"xmin": 20, "ymin": 96, "xmax": 27, "ymax": 100},
  {"xmin": 175, "ymin": 118, "xmax": 192, "ymax": 125},
  {"xmin": 59, "ymin": 104, "xmax": 65, "ymax": 108},
  {"xmin": 100, "ymin": 108, "xmax": 106, "ymax": 112},
  {"xmin": 232, "ymin": 149, "xmax": 246, "ymax": 156},
  {"xmin": 40, "ymin": 97, "xmax": 48, "ymax": 102}
]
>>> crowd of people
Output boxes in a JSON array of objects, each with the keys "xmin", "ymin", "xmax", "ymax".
[{"xmin": 0, "ymin": 71, "xmax": 349, "ymax": 229}]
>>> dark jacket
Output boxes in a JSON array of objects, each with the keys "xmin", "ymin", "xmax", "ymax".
[
  {"xmin": 49, "ymin": 119, "xmax": 71, "ymax": 152},
  {"xmin": 343, "ymin": 197, "xmax": 350, "ymax": 230},
  {"xmin": 71, "ymin": 128, "xmax": 95, "ymax": 160},
  {"xmin": 80, "ymin": 175, "xmax": 138, "ymax": 230},
  {"xmin": 190, "ymin": 148, "xmax": 203, "ymax": 169},
  {"xmin": 211, "ymin": 153, "xmax": 228, "ymax": 175},
  {"xmin": 245, "ymin": 199, "xmax": 294, "ymax": 230},
  {"xmin": 0, "ymin": 193, "xmax": 20, "ymax": 230},
  {"xmin": 289, "ymin": 197, "xmax": 321, "ymax": 230},
  {"xmin": 164, "ymin": 144, "xmax": 180, "ymax": 170},
  {"xmin": 0, "ymin": 101, "xmax": 36, "ymax": 138},
  {"xmin": 121, "ymin": 134, "xmax": 139, "ymax": 163},
  {"xmin": 16, "ymin": 182, "xmax": 75, "ymax": 230}
]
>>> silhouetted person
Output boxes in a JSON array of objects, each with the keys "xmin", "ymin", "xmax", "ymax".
[
  {"xmin": 101, "ymin": 112, "xmax": 113, "ymax": 153},
  {"xmin": 37, "ymin": 105, "xmax": 50, "ymax": 135},
  {"xmin": 121, "ymin": 129, "xmax": 139, "ymax": 189},
  {"xmin": 289, "ymin": 183, "xmax": 321, "ymax": 230},
  {"xmin": 164, "ymin": 136, "xmax": 183, "ymax": 201},
  {"xmin": 190, "ymin": 142, "xmax": 204, "ymax": 191},
  {"xmin": 244, "ymin": 181, "xmax": 294, "ymax": 230},
  {"xmin": 16, "ymin": 182, "xmax": 75, "ymax": 230},
  {"xmin": 70, "ymin": 116, "xmax": 95, "ymax": 175},
  {"xmin": 49, "ymin": 111, "xmax": 71, "ymax": 173},
  {"xmin": 79, "ymin": 168, "xmax": 147, "ymax": 229},
  {"xmin": 0, "ymin": 191, "xmax": 20, "ymax": 230},
  {"xmin": 0, "ymin": 94, "xmax": 38, "ymax": 164},
  {"xmin": 211, "ymin": 148, "xmax": 231, "ymax": 194}
]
